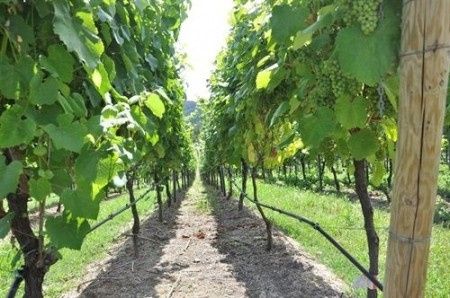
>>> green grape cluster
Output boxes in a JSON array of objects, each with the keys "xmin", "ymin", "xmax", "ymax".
[
  {"xmin": 352, "ymin": 0, "xmax": 382, "ymax": 34},
  {"xmin": 311, "ymin": 70, "xmax": 333, "ymax": 105},
  {"xmin": 322, "ymin": 59, "xmax": 360, "ymax": 98},
  {"xmin": 337, "ymin": 0, "xmax": 354, "ymax": 25},
  {"xmin": 338, "ymin": 0, "xmax": 382, "ymax": 34}
]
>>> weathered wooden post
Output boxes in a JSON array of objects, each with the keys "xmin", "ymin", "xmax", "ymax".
[{"xmin": 384, "ymin": 1, "xmax": 450, "ymax": 296}]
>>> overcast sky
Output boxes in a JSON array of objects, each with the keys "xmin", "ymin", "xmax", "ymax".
[{"xmin": 177, "ymin": 0, "xmax": 234, "ymax": 101}]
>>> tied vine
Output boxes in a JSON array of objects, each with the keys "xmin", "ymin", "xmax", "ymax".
[
  {"xmin": 0, "ymin": 0, "xmax": 194, "ymax": 297},
  {"xmin": 201, "ymin": 0, "xmax": 403, "ymax": 297}
]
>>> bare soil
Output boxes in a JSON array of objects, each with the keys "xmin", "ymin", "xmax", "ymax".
[{"xmin": 64, "ymin": 178, "xmax": 348, "ymax": 298}]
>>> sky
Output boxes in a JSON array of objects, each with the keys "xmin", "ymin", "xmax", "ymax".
[{"xmin": 177, "ymin": 0, "xmax": 234, "ymax": 101}]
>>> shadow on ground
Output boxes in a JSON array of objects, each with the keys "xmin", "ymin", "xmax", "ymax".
[
  {"xmin": 205, "ymin": 186, "xmax": 347, "ymax": 298},
  {"xmin": 72, "ymin": 191, "xmax": 188, "ymax": 298},
  {"xmin": 68, "ymin": 181, "xmax": 347, "ymax": 298}
]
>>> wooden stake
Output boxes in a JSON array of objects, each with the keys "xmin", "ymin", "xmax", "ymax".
[{"xmin": 385, "ymin": 1, "xmax": 450, "ymax": 297}]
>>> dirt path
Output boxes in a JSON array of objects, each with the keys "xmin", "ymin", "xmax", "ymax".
[{"xmin": 66, "ymin": 177, "xmax": 348, "ymax": 298}]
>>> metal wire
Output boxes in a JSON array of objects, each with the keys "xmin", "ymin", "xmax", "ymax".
[{"xmin": 231, "ymin": 179, "xmax": 384, "ymax": 291}]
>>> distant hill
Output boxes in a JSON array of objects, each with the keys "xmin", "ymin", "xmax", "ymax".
[
  {"xmin": 184, "ymin": 100, "xmax": 197, "ymax": 116},
  {"xmin": 184, "ymin": 100, "xmax": 201, "ymax": 141}
]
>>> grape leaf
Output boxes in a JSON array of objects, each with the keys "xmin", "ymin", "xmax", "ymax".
[
  {"xmin": 60, "ymin": 189, "xmax": 101, "ymax": 219},
  {"xmin": 29, "ymin": 178, "xmax": 52, "ymax": 202},
  {"xmin": 0, "ymin": 59, "xmax": 21, "ymax": 99},
  {"xmin": 87, "ymin": 63, "xmax": 112, "ymax": 96},
  {"xmin": 0, "ymin": 106, "xmax": 36, "ymax": 148},
  {"xmin": 75, "ymin": 151, "xmax": 118, "ymax": 198},
  {"xmin": 370, "ymin": 160, "xmax": 386, "ymax": 187},
  {"xmin": 51, "ymin": 169, "xmax": 72, "ymax": 196},
  {"xmin": 335, "ymin": 1, "xmax": 401, "ymax": 86},
  {"xmin": 40, "ymin": 44, "xmax": 75, "ymax": 83},
  {"xmin": 0, "ymin": 156, "xmax": 22, "ymax": 199},
  {"xmin": 270, "ymin": 101, "xmax": 289, "ymax": 127},
  {"xmin": 44, "ymin": 115, "xmax": 87, "ymax": 153},
  {"xmin": 335, "ymin": 96, "xmax": 367, "ymax": 129},
  {"xmin": 0, "ymin": 212, "xmax": 15, "ymax": 239},
  {"xmin": 45, "ymin": 215, "xmax": 90, "ymax": 249},
  {"xmin": 256, "ymin": 64, "xmax": 280, "ymax": 90},
  {"xmin": 348, "ymin": 129, "xmax": 379, "ymax": 160},
  {"xmin": 299, "ymin": 108, "xmax": 336, "ymax": 148},
  {"xmin": 52, "ymin": 0, "xmax": 104, "ymax": 68},
  {"xmin": 256, "ymin": 68, "xmax": 272, "ymax": 90},
  {"xmin": 294, "ymin": 5, "xmax": 336, "ymax": 50},
  {"xmin": 270, "ymin": 4, "xmax": 309, "ymax": 44},
  {"xmin": 0, "ymin": 56, "xmax": 34, "ymax": 100},
  {"xmin": 9, "ymin": 15, "xmax": 35, "ymax": 46},
  {"xmin": 145, "ymin": 93, "xmax": 165, "ymax": 118},
  {"xmin": 30, "ymin": 75, "xmax": 60, "ymax": 105}
]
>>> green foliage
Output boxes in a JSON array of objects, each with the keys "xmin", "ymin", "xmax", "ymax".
[
  {"xmin": 335, "ymin": 0, "xmax": 401, "ymax": 86},
  {"xmin": 145, "ymin": 93, "xmax": 166, "ymax": 119},
  {"xmin": 0, "ymin": 213, "xmax": 14, "ymax": 239},
  {"xmin": 0, "ymin": 0, "xmax": 193, "ymax": 280},
  {"xmin": 202, "ymin": 0, "xmax": 402, "ymax": 192},
  {"xmin": 52, "ymin": 0, "xmax": 103, "ymax": 68},
  {"xmin": 335, "ymin": 96, "xmax": 367, "ymax": 129},
  {"xmin": 0, "ymin": 106, "xmax": 36, "ymax": 148},
  {"xmin": 270, "ymin": 4, "xmax": 308, "ymax": 44},
  {"xmin": 45, "ymin": 215, "xmax": 90, "ymax": 250},
  {"xmin": 29, "ymin": 178, "xmax": 52, "ymax": 203},
  {"xmin": 0, "ymin": 157, "xmax": 22, "ymax": 199},
  {"xmin": 348, "ymin": 129, "xmax": 379, "ymax": 160},
  {"xmin": 40, "ymin": 44, "xmax": 75, "ymax": 83},
  {"xmin": 300, "ymin": 108, "xmax": 336, "ymax": 148},
  {"xmin": 43, "ymin": 116, "xmax": 87, "ymax": 153}
]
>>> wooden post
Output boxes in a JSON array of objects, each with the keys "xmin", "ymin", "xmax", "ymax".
[{"xmin": 384, "ymin": 1, "xmax": 450, "ymax": 297}]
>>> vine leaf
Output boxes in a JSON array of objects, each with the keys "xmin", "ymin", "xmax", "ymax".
[
  {"xmin": 9, "ymin": 15, "xmax": 35, "ymax": 47},
  {"xmin": 60, "ymin": 189, "xmax": 101, "ymax": 219},
  {"xmin": 270, "ymin": 101, "xmax": 290, "ymax": 127},
  {"xmin": 0, "ymin": 156, "xmax": 23, "ymax": 199},
  {"xmin": 348, "ymin": 129, "xmax": 379, "ymax": 160},
  {"xmin": 43, "ymin": 114, "xmax": 87, "ymax": 153},
  {"xmin": 293, "ymin": 5, "xmax": 337, "ymax": 50},
  {"xmin": 334, "ymin": 1, "xmax": 401, "ymax": 86},
  {"xmin": 335, "ymin": 96, "xmax": 367, "ymax": 129},
  {"xmin": 256, "ymin": 68, "xmax": 272, "ymax": 90},
  {"xmin": 0, "ymin": 213, "xmax": 15, "ymax": 239},
  {"xmin": 45, "ymin": 215, "xmax": 90, "ymax": 249},
  {"xmin": 0, "ymin": 60, "xmax": 21, "ymax": 99},
  {"xmin": 370, "ymin": 160, "xmax": 386, "ymax": 187},
  {"xmin": 30, "ymin": 74, "xmax": 60, "ymax": 105},
  {"xmin": 0, "ymin": 106, "xmax": 36, "ymax": 148},
  {"xmin": 0, "ymin": 57, "xmax": 35, "ymax": 100},
  {"xmin": 29, "ymin": 178, "xmax": 52, "ymax": 202},
  {"xmin": 52, "ymin": 0, "xmax": 104, "ymax": 68},
  {"xmin": 145, "ymin": 93, "xmax": 165, "ymax": 119},
  {"xmin": 40, "ymin": 44, "xmax": 75, "ymax": 83},
  {"xmin": 270, "ymin": 4, "xmax": 309, "ymax": 44},
  {"xmin": 256, "ymin": 64, "xmax": 279, "ymax": 90},
  {"xmin": 87, "ymin": 63, "xmax": 112, "ymax": 97},
  {"xmin": 299, "ymin": 107, "xmax": 336, "ymax": 148}
]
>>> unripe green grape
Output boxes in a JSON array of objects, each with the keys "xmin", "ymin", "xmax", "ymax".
[
  {"xmin": 351, "ymin": 0, "xmax": 381, "ymax": 35},
  {"xmin": 33, "ymin": 145, "xmax": 47, "ymax": 157}
]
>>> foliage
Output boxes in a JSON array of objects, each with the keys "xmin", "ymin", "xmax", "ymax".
[
  {"xmin": 201, "ymin": 0, "xmax": 401, "ymax": 185},
  {"xmin": 0, "ymin": 0, "xmax": 193, "ymax": 279}
]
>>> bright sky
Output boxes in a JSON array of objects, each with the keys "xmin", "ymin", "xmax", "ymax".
[{"xmin": 177, "ymin": 0, "xmax": 234, "ymax": 101}]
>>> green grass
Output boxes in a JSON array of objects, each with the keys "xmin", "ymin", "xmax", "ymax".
[
  {"xmin": 194, "ymin": 185, "xmax": 217, "ymax": 214},
  {"xmin": 238, "ymin": 179, "xmax": 450, "ymax": 297},
  {"xmin": 0, "ymin": 188, "xmax": 157, "ymax": 297}
]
